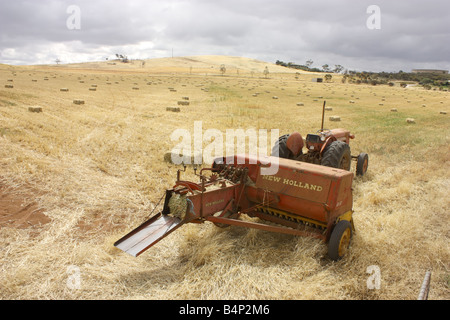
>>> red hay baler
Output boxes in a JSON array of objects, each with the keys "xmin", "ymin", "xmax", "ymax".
[{"xmin": 115, "ymin": 153, "xmax": 356, "ymax": 261}]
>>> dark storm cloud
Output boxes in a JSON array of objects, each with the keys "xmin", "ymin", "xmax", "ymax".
[{"xmin": 0, "ymin": 0, "xmax": 449, "ymax": 71}]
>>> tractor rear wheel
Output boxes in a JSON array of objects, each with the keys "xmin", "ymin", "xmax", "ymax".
[
  {"xmin": 328, "ymin": 220, "xmax": 352, "ymax": 261},
  {"xmin": 321, "ymin": 141, "xmax": 351, "ymax": 171},
  {"xmin": 271, "ymin": 134, "xmax": 291, "ymax": 159}
]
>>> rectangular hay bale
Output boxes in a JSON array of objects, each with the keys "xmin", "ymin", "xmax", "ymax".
[
  {"xmin": 329, "ymin": 116, "xmax": 341, "ymax": 122},
  {"xmin": 73, "ymin": 99, "xmax": 85, "ymax": 105},
  {"xmin": 28, "ymin": 107, "xmax": 42, "ymax": 113}
]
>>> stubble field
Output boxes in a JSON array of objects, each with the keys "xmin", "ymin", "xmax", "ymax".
[{"xmin": 0, "ymin": 56, "xmax": 448, "ymax": 300}]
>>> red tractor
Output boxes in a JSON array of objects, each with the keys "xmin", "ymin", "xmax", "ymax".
[{"xmin": 271, "ymin": 102, "xmax": 368, "ymax": 176}]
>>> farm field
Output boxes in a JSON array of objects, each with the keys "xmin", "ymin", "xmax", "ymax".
[{"xmin": 0, "ymin": 56, "xmax": 448, "ymax": 300}]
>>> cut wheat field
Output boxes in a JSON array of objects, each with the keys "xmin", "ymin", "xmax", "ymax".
[{"xmin": 0, "ymin": 56, "xmax": 448, "ymax": 300}]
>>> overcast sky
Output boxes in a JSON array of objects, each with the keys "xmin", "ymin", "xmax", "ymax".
[{"xmin": 0, "ymin": 0, "xmax": 449, "ymax": 72}]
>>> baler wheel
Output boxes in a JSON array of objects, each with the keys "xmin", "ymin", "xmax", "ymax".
[
  {"xmin": 321, "ymin": 141, "xmax": 351, "ymax": 171},
  {"xmin": 328, "ymin": 220, "xmax": 352, "ymax": 261}
]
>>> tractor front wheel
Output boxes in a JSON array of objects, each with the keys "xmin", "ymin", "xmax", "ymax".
[
  {"xmin": 328, "ymin": 220, "xmax": 353, "ymax": 261},
  {"xmin": 356, "ymin": 153, "xmax": 369, "ymax": 176}
]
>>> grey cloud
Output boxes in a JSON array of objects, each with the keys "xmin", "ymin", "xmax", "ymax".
[{"xmin": 0, "ymin": 0, "xmax": 449, "ymax": 71}]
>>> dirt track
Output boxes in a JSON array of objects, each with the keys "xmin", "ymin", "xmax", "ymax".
[{"xmin": 0, "ymin": 182, "xmax": 50, "ymax": 232}]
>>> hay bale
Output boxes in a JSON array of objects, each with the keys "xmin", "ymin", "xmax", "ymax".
[
  {"xmin": 89, "ymin": 88, "xmax": 96, "ymax": 91},
  {"xmin": 4, "ymin": 85, "xmax": 13, "ymax": 88},
  {"xmin": 406, "ymin": 118, "xmax": 416, "ymax": 124},
  {"xmin": 182, "ymin": 97, "xmax": 189, "ymax": 100},
  {"xmin": 166, "ymin": 107, "xmax": 181, "ymax": 112},
  {"xmin": 32, "ymin": 80, "xmax": 38, "ymax": 82},
  {"xmin": 132, "ymin": 87, "xmax": 139, "ymax": 90},
  {"xmin": 325, "ymin": 107, "xmax": 333, "ymax": 111},
  {"xmin": 177, "ymin": 101, "xmax": 190, "ymax": 106},
  {"xmin": 330, "ymin": 115, "xmax": 341, "ymax": 121},
  {"xmin": 28, "ymin": 107, "xmax": 42, "ymax": 113},
  {"xmin": 168, "ymin": 193, "xmax": 188, "ymax": 219},
  {"xmin": 73, "ymin": 99, "xmax": 85, "ymax": 105},
  {"xmin": 297, "ymin": 103, "xmax": 304, "ymax": 106},
  {"xmin": 164, "ymin": 151, "xmax": 202, "ymax": 165},
  {"xmin": 440, "ymin": 111, "xmax": 447, "ymax": 115},
  {"xmin": 349, "ymin": 100, "xmax": 355, "ymax": 103},
  {"xmin": 391, "ymin": 108, "xmax": 398, "ymax": 112},
  {"xmin": 60, "ymin": 88, "xmax": 69, "ymax": 92},
  {"xmin": 272, "ymin": 96, "xmax": 278, "ymax": 99}
]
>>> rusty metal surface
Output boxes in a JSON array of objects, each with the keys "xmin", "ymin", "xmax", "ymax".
[
  {"xmin": 206, "ymin": 215, "xmax": 326, "ymax": 240},
  {"xmin": 114, "ymin": 213, "xmax": 182, "ymax": 257}
]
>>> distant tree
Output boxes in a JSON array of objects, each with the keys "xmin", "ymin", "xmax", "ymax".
[
  {"xmin": 115, "ymin": 54, "xmax": 129, "ymax": 63},
  {"xmin": 55, "ymin": 58, "xmax": 61, "ymax": 65},
  {"xmin": 263, "ymin": 66, "xmax": 269, "ymax": 78},
  {"xmin": 275, "ymin": 60, "xmax": 288, "ymax": 67},
  {"xmin": 324, "ymin": 74, "xmax": 333, "ymax": 82},
  {"xmin": 333, "ymin": 65, "xmax": 344, "ymax": 73},
  {"xmin": 220, "ymin": 64, "xmax": 226, "ymax": 76},
  {"xmin": 305, "ymin": 59, "xmax": 313, "ymax": 68},
  {"xmin": 322, "ymin": 64, "xmax": 330, "ymax": 72}
]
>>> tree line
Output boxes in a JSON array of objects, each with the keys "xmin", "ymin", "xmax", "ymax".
[{"xmin": 276, "ymin": 59, "xmax": 449, "ymax": 90}]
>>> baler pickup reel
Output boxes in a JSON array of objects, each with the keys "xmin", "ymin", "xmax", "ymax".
[{"xmin": 115, "ymin": 154, "xmax": 356, "ymax": 261}]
